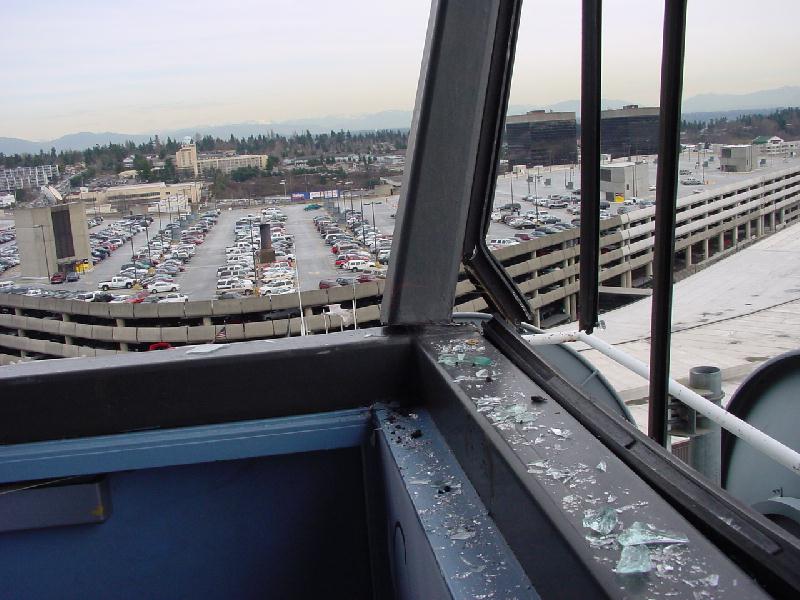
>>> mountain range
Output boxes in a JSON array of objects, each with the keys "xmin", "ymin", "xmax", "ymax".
[{"xmin": 2, "ymin": 86, "xmax": 799, "ymax": 156}]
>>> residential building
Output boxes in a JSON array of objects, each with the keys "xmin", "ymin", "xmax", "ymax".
[
  {"xmin": 504, "ymin": 110, "xmax": 578, "ymax": 167},
  {"xmin": 0, "ymin": 165, "xmax": 60, "ymax": 192},
  {"xmin": 175, "ymin": 140, "xmax": 268, "ymax": 176},
  {"xmin": 752, "ymin": 136, "xmax": 800, "ymax": 156},
  {"xmin": 720, "ymin": 145, "xmax": 756, "ymax": 172},
  {"xmin": 599, "ymin": 105, "xmax": 660, "ymax": 158}
]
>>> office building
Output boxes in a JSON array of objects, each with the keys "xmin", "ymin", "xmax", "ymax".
[
  {"xmin": 600, "ymin": 105, "xmax": 659, "ymax": 158},
  {"xmin": 76, "ymin": 181, "xmax": 202, "ymax": 214},
  {"xmin": 505, "ymin": 111, "xmax": 578, "ymax": 167},
  {"xmin": 0, "ymin": 165, "xmax": 60, "ymax": 192},
  {"xmin": 16, "ymin": 203, "xmax": 91, "ymax": 278}
]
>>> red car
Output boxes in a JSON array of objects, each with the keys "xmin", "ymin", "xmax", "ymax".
[
  {"xmin": 318, "ymin": 279, "xmax": 340, "ymax": 289},
  {"xmin": 356, "ymin": 273, "xmax": 378, "ymax": 283},
  {"xmin": 124, "ymin": 291, "xmax": 150, "ymax": 303},
  {"xmin": 49, "ymin": 272, "xmax": 65, "ymax": 284}
]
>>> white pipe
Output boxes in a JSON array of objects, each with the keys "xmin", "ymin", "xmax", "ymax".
[{"xmin": 522, "ymin": 330, "xmax": 800, "ymax": 476}]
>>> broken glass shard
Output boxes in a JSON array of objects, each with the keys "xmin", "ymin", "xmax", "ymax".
[
  {"xmin": 596, "ymin": 460, "xmax": 607, "ymax": 472},
  {"xmin": 471, "ymin": 355, "xmax": 493, "ymax": 366},
  {"xmin": 615, "ymin": 545, "xmax": 653, "ymax": 574},
  {"xmin": 617, "ymin": 522, "xmax": 690, "ymax": 546},
  {"xmin": 550, "ymin": 428, "xmax": 572, "ymax": 439},
  {"xmin": 526, "ymin": 459, "xmax": 549, "ymax": 473},
  {"xmin": 699, "ymin": 574, "xmax": 719, "ymax": 587},
  {"xmin": 475, "ymin": 369, "xmax": 489, "ymax": 378},
  {"xmin": 449, "ymin": 526, "xmax": 476, "ymax": 540},
  {"xmin": 582, "ymin": 507, "xmax": 620, "ymax": 535},
  {"xmin": 438, "ymin": 353, "xmax": 459, "ymax": 366}
]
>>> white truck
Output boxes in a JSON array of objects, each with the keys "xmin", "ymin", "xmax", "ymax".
[{"xmin": 98, "ymin": 276, "xmax": 135, "ymax": 291}]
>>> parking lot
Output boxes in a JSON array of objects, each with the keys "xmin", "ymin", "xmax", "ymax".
[{"xmin": 3, "ymin": 150, "xmax": 799, "ymax": 301}]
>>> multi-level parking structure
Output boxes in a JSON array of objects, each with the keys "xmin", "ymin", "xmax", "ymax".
[{"xmin": 0, "ymin": 164, "xmax": 798, "ymax": 363}]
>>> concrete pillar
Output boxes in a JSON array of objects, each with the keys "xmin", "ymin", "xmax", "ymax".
[
  {"xmin": 756, "ymin": 217, "xmax": 764, "ymax": 237},
  {"xmin": 533, "ymin": 308, "xmax": 541, "ymax": 328},
  {"xmin": 718, "ymin": 232, "xmax": 725, "ymax": 253},
  {"xmin": 685, "ymin": 246, "xmax": 692, "ymax": 267},
  {"xmin": 703, "ymin": 238, "xmax": 710, "ymax": 260},
  {"xmin": 14, "ymin": 307, "xmax": 25, "ymax": 339},
  {"xmin": 621, "ymin": 269, "xmax": 633, "ymax": 288},
  {"xmin": 646, "ymin": 255, "xmax": 654, "ymax": 277},
  {"xmin": 202, "ymin": 316, "xmax": 213, "ymax": 326},
  {"xmin": 745, "ymin": 220, "xmax": 752, "ymax": 238}
]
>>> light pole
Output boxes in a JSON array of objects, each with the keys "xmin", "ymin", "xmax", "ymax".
[
  {"xmin": 363, "ymin": 201, "xmax": 382, "ymax": 263},
  {"xmin": 280, "ymin": 179, "xmax": 287, "ymax": 201},
  {"xmin": 34, "ymin": 225, "xmax": 50, "ymax": 280}
]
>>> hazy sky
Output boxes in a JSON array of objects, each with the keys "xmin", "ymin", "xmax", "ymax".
[{"xmin": 2, "ymin": 0, "xmax": 797, "ymax": 140}]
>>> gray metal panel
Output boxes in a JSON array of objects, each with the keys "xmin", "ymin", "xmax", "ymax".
[
  {"xmin": 381, "ymin": 0, "xmax": 504, "ymax": 325},
  {"xmin": 0, "ymin": 478, "xmax": 110, "ymax": 533}
]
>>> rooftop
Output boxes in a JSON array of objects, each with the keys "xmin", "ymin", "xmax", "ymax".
[{"xmin": 554, "ymin": 221, "xmax": 800, "ymax": 428}]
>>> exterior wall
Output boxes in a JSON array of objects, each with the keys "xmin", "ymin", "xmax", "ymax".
[
  {"xmin": 197, "ymin": 154, "xmax": 268, "ymax": 175},
  {"xmin": 0, "ymin": 165, "xmax": 60, "ymax": 192},
  {"xmin": 78, "ymin": 182, "xmax": 202, "ymax": 209},
  {"xmin": 175, "ymin": 144, "xmax": 199, "ymax": 177},
  {"xmin": 2, "ymin": 165, "xmax": 799, "ymax": 360},
  {"xmin": 720, "ymin": 145, "xmax": 755, "ymax": 172},
  {"xmin": 599, "ymin": 162, "xmax": 650, "ymax": 201},
  {"xmin": 15, "ymin": 203, "xmax": 91, "ymax": 278},
  {"xmin": 505, "ymin": 111, "xmax": 578, "ymax": 167},
  {"xmin": 599, "ymin": 107, "xmax": 660, "ymax": 157}
]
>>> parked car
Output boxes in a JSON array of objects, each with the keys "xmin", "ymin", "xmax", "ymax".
[
  {"xmin": 157, "ymin": 293, "xmax": 188, "ymax": 303},
  {"xmin": 49, "ymin": 272, "xmax": 65, "ymax": 284},
  {"xmin": 148, "ymin": 281, "xmax": 181, "ymax": 293},
  {"xmin": 318, "ymin": 279, "xmax": 340, "ymax": 289}
]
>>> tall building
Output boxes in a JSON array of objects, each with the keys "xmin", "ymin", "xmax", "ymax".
[
  {"xmin": 504, "ymin": 111, "xmax": 578, "ymax": 167},
  {"xmin": 0, "ymin": 165, "xmax": 60, "ymax": 192},
  {"xmin": 599, "ymin": 105, "xmax": 659, "ymax": 158},
  {"xmin": 175, "ymin": 139, "xmax": 269, "ymax": 176}
]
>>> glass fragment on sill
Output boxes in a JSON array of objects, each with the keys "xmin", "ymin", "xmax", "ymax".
[
  {"xmin": 617, "ymin": 522, "xmax": 690, "ymax": 546},
  {"xmin": 582, "ymin": 507, "xmax": 620, "ymax": 535},
  {"xmin": 437, "ymin": 352, "xmax": 493, "ymax": 367},
  {"xmin": 596, "ymin": 460, "xmax": 607, "ymax": 472},
  {"xmin": 449, "ymin": 526, "xmax": 477, "ymax": 540},
  {"xmin": 614, "ymin": 545, "xmax": 653, "ymax": 574}
]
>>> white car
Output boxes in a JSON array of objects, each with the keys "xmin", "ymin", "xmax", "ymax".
[
  {"xmin": 158, "ymin": 293, "xmax": 188, "ymax": 303},
  {"xmin": 260, "ymin": 284, "xmax": 295, "ymax": 295},
  {"xmin": 149, "ymin": 281, "xmax": 181, "ymax": 293},
  {"xmin": 217, "ymin": 278, "xmax": 254, "ymax": 291}
]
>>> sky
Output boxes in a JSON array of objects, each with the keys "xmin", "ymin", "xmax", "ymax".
[{"xmin": 2, "ymin": 0, "xmax": 798, "ymax": 140}]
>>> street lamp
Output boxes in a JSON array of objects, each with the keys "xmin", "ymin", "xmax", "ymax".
[
  {"xmin": 280, "ymin": 179, "xmax": 287, "ymax": 201},
  {"xmin": 362, "ymin": 200, "xmax": 383, "ymax": 263}
]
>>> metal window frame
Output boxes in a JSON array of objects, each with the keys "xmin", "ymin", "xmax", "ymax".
[{"xmin": 381, "ymin": 0, "xmax": 531, "ymax": 326}]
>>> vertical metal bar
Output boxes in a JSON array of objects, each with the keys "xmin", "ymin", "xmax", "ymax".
[
  {"xmin": 648, "ymin": 0, "xmax": 689, "ymax": 446},
  {"xmin": 578, "ymin": 0, "xmax": 602, "ymax": 333}
]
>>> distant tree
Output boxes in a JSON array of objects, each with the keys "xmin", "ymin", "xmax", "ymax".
[{"xmin": 133, "ymin": 155, "xmax": 151, "ymax": 181}]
